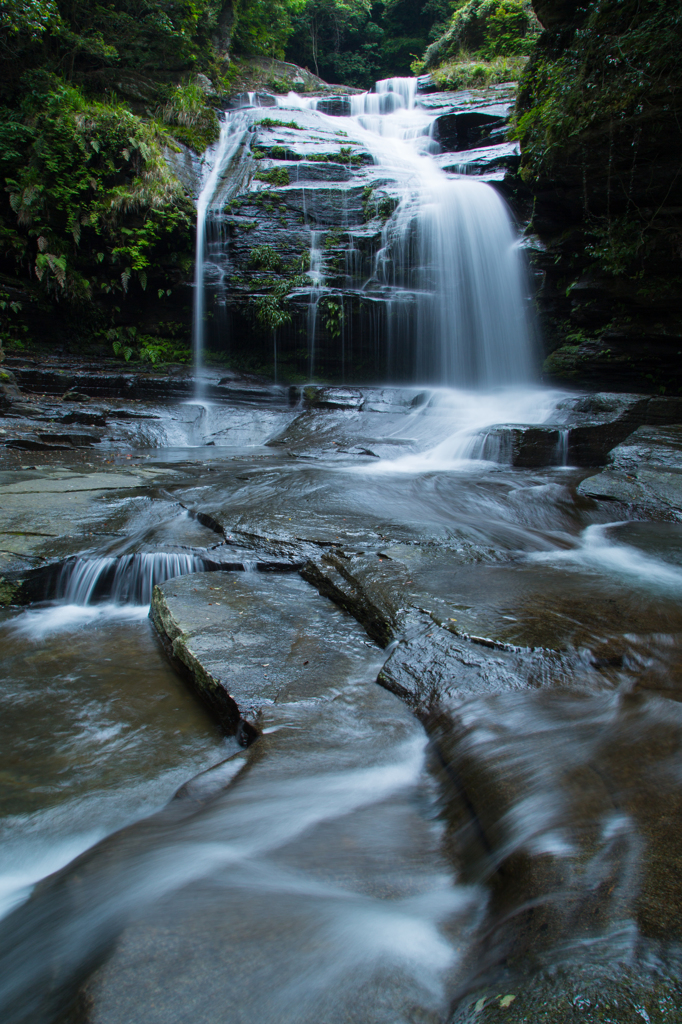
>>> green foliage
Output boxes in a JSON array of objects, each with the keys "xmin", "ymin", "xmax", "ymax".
[
  {"xmin": 362, "ymin": 186, "xmax": 399, "ymax": 223},
  {"xmin": 0, "ymin": 288, "xmax": 28, "ymax": 353},
  {"xmin": 109, "ymin": 324, "xmax": 190, "ymax": 363},
  {"xmin": 257, "ymin": 118, "xmax": 302, "ymax": 130},
  {"xmin": 423, "ymin": 53, "xmax": 527, "ymax": 86},
  {"xmin": 585, "ymin": 217, "xmax": 648, "ymax": 278},
  {"xmin": 232, "ymin": 0, "xmax": 297, "ymax": 58},
  {"xmin": 0, "ymin": 0, "xmax": 59, "ymax": 38},
  {"xmin": 255, "ymin": 166, "xmax": 291, "ymax": 185},
  {"xmin": 159, "ymin": 80, "xmax": 220, "ymax": 152},
  {"xmin": 285, "ymin": 0, "xmax": 458, "ymax": 85},
  {"xmin": 514, "ymin": 0, "xmax": 680, "ymax": 180},
  {"xmin": 254, "ymin": 292, "xmax": 293, "ymax": 330},
  {"xmin": 321, "ymin": 296, "xmax": 343, "ymax": 338},
  {"xmin": 421, "ymin": 0, "xmax": 539, "ymax": 70},
  {"xmin": 513, "ymin": 0, "xmax": 681, "ymax": 285},
  {"xmin": 0, "ymin": 78, "xmax": 193, "ymax": 329},
  {"xmin": 248, "ymin": 244, "xmax": 284, "ymax": 271}
]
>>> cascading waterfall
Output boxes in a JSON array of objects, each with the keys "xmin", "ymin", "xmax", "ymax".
[
  {"xmin": 192, "ymin": 75, "xmax": 535, "ymax": 388},
  {"xmin": 342, "ymin": 77, "xmax": 534, "ymax": 386}
]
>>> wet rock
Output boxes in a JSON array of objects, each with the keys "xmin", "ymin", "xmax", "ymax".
[
  {"xmin": 151, "ymin": 570, "xmax": 384, "ymax": 734},
  {"xmin": 578, "ymin": 425, "xmax": 682, "ymax": 513},
  {"xmin": 473, "ymin": 393, "xmax": 650, "ymax": 467},
  {"xmin": 228, "ymin": 91, "xmax": 277, "ymax": 108},
  {"xmin": 315, "ymin": 96, "xmax": 351, "ymax": 116},
  {"xmin": 0, "ymin": 465, "xmax": 183, "ymax": 577},
  {"xmin": 61, "ymin": 411, "xmax": 107, "ymax": 427},
  {"xmin": 377, "ymin": 626, "xmax": 566, "ymax": 715},
  {"xmin": 452, "ymin": 970, "xmax": 682, "ymax": 1024},
  {"xmin": 436, "ymin": 141, "xmax": 521, "ymax": 177},
  {"xmin": 433, "ymin": 110, "xmax": 508, "ymax": 152},
  {"xmin": 475, "ymin": 393, "xmax": 651, "ymax": 467},
  {"xmin": 476, "ymin": 424, "xmax": 563, "ymax": 467},
  {"xmin": 14, "ymin": 368, "xmax": 194, "ymax": 402},
  {"xmin": 301, "ymin": 386, "xmax": 365, "ymax": 410},
  {"xmin": 63, "ymin": 391, "xmax": 91, "ymax": 402},
  {"xmin": 4, "ymin": 438, "xmax": 74, "ymax": 451},
  {"xmin": 10, "ymin": 566, "xmax": 442, "ymax": 1024},
  {"xmin": 0, "ymin": 369, "xmax": 21, "ymax": 411},
  {"xmin": 38, "ymin": 433, "xmax": 102, "ymax": 447},
  {"xmin": 301, "ymin": 553, "xmax": 402, "ymax": 647}
]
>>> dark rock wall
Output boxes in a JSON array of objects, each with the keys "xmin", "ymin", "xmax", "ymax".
[{"xmin": 517, "ymin": 0, "xmax": 682, "ymax": 392}]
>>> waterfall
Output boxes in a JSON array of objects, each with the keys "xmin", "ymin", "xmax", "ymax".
[
  {"xmin": 57, "ymin": 553, "xmax": 210, "ymax": 606},
  {"xmin": 345, "ymin": 77, "xmax": 535, "ymax": 386},
  {"xmin": 192, "ymin": 112, "xmax": 253, "ymax": 396},
  {"xmin": 191, "ymin": 76, "xmax": 535, "ymax": 388}
]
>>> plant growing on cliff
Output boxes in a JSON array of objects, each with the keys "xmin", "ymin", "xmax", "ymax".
[
  {"xmin": 420, "ymin": 0, "xmax": 539, "ymax": 70},
  {"xmin": 248, "ymin": 244, "xmax": 284, "ymax": 272},
  {"xmin": 514, "ymin": 0, "xmax": 681, "ymax": 288},
  {"xmin": 514, "ymin": 0, "xmax": 680, "ymax": 180},
  {"xmin": 321, "ymin": 296, "xmax": 344, "ymax": 338},
  {"xmin": 158, "ymin": 80, "xmax": 220, "ymax": 152},
  {"xmin": 4, "ymin": 83, "xmax": 193, "ymax": 303}
]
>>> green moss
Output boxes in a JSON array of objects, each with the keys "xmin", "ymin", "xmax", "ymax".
[
  {"xmin": 257, "ymin": 118, "xmax": 302, "ymax": 130},
  {"xmin": 362, "ymin": 187, "xmax": 399, "ymax": 223},
  {"xmin": 0, "ymin": 578, "xmax": 20, "ymax": 606},
  {"xmin": 514, "ymin": 0, "xmax": 679, "ymax": 181},
  {"xmin": 255, "ymin": 166, "xmax": 290, "ymax": 186}
]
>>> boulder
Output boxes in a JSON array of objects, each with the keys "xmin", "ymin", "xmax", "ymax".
[
  {"xmin": 315, "ymin": 96, "xmax": 351, "ymax": 116},
  {"xmin": 432, "ymin": 110, "xmax": 507, "ymax": 152},
  {"xmin": 578, "ymin": 424, "xmax": 682, "ymax": 513}
]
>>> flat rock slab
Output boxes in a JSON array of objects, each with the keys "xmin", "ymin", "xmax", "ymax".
[
  {"xmin": 151, "ymin": 570, "xmax": 384, "ymax": 734},
  {"xmin": 0, "ymin": 467, "xmax": 181, "ymax": 576},
  {"xmin": 0, "ymin": 572, "xmax": 469, "ymax": 1024}
]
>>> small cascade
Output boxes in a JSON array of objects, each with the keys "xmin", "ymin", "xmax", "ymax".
[
  {"xmin": 307, "ymin": 230, "xmax": 326, "ymax": 379},
  {"xmin": 556, "ymin": 428, "xmax": 570, "ymax": 466},
  {"xmin": 351, "ymin": 76, "xmax": 418, "ymax": 116},
  {"xmin": 58, "ymin": 553, "xmax": 210, "ymax": 606}
]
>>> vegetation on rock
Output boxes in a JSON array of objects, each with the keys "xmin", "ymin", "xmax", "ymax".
[
  {"xmin": 415, "ymin": 0, "xmax": 540, "ymax": 85},
  {"xmin": 514, "ymin": 0, "xmax": 682, "ymax": 390}
]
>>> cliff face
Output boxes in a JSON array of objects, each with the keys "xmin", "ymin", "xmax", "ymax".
[{"xmin": 515, "ymin": 0, "xmax": 682, "ymax": 392}]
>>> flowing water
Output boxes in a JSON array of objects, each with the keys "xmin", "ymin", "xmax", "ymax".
[
  {"xmin": 2, "ymin": 77, "xmax": 682, "ymax": 1024},
  {"xmin": 193, "ymin": 76, "xmax": 534, "ymax": 386}
]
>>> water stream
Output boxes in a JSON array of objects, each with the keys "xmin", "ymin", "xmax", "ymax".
[{"xmin": 2, "ymin": 76, "xmax": 682, "ymax": 1024}]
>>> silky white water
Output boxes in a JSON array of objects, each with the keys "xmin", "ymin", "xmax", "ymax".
[
  {"xmin": 283, "ymin": 76, "xmax": 535, "ymax": 386},
  {"xmin": 192, "ymin": 112, "xmax": 253, "ymax": 395},
  {"xmin": 192, "ymin": 76, "xmax": 535, "ymax": 389}
]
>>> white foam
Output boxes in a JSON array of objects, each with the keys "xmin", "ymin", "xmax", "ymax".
[
  {"xmin": 529, "ymin": 523, "xmax": 682, "ymax": 593},
  {"xmin": 4, "ymin": 603, "xmax": 150, "ymax": 639}
]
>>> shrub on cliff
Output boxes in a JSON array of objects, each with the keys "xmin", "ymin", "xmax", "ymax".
[
  {"xmin": 514, "ymin": 0, "xmax": 681, "ymax": 277},
  {"xmin": 422, "ymin": 0, "xmax": 541, "ymax": 70}
]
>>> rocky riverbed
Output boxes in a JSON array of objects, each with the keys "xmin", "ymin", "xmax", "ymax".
[{"xmin": 2, "ymin": 365, "xmax": 682, "ymax": 1023}]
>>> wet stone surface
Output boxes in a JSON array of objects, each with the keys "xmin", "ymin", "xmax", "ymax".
[
  {"xmin": 2, "ymin": 374, "xmax": 682, "ymax": 1021},
  {"xmin": 578, "ymin": 425, "xmax": 682, "ymax": 514}
]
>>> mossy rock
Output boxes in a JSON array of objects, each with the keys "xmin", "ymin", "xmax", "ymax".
[{"xmin": 0, "ymin": 578, "xmax": 20, "ymax": 606}]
